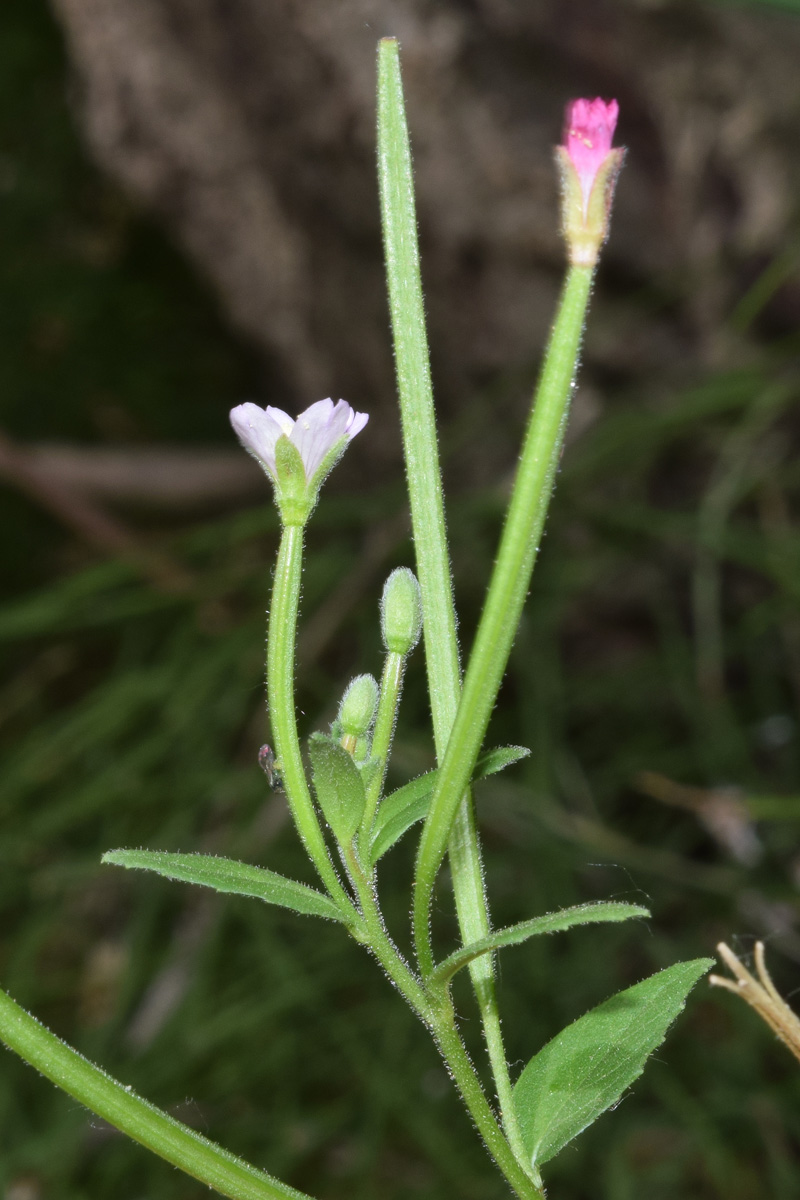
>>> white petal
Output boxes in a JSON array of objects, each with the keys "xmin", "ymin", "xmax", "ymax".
[
  {"xmin": 229, "ymin": 403, "xmax": 285, "ymax": 474},
  {"xmin": 346, "ymin": 410, "xmax": 369, "ymax": 439},
  {"xmin": 291, "ymin": 398, "xmax": 339, "ymax": 479},
  {"xmin": 264, "ymin": 406, "xmax": 295, "ymax": 437}
]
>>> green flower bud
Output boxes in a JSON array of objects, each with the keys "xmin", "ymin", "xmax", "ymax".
[
  {"xmin": 381, "ymin": 568, "xmax": 422, "ymax": 656},
  {"xmin": 337, "ymin": 673, "xmax": 379, "ymax": 739}
]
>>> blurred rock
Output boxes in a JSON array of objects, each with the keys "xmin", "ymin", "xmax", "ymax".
[{"xmin": 50, "ymin": 0, "xmax": 800, "ymax": 434}]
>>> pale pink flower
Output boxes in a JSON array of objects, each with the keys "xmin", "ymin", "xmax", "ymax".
[
  {"xmin": 230, "ymin": 398, "xmax": 368, "ymax": 484},
  {"xmin": 563, "ymin": 98, "xmax": 619, "ymax": 213}
]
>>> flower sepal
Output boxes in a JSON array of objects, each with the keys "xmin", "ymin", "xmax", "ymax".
[
  {"xmin": 273, "ymin": 434, "xmax": 310, "ymax": 525},
  {"xmin": 557, "ymin": 97, "xmax": 624, "ymax": 268},
  {"xmin": 557, "ymin": 145, "xmax": 625, "ymax": 267},
  {"xmin": 305, "ymin": 435, "xmax": 356, "ymax": 508},
  {"xmin": 229, "ymin": 398, "xmax": 368, "ymax": 527}
]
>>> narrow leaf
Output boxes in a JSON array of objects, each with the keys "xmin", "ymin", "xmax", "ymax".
[
  {"xmin": 431, "ymin": 902, "xmax": 649, "ymax": 986},
  {"xmin": 308, "ymin": 733, "xmax": 366, "ymax": 845},
  {"xmin": 474, "ymin": 744, "xmax": 530, "ymax": 778},
  {"xmin": 369, "ymin": 771, "xmax": 436, "ymax": 864},
  {"xmin": 103, "ymin": 850, "xmax": 344, "ymax": 923},
  {"xmin": 513, "ymin": 957, "xmax": 714, "ymax": 1168},
  {"xmin": 368, "ymin": 744, "xmax": 529, "ymax": 864}
]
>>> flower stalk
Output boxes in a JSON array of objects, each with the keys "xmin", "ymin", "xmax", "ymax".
[
  {"xmin": 413, "ymin": 262, "xmax": 594, "ymax": 968},
  {"xmin": 267, "ymin": 524, "xmax": 359, "ymax": 921}
]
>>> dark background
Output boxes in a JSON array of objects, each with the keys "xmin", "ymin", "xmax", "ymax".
[{"xmin": 2, "ymin": 0, "xmax": 800, "ymax": 1197}]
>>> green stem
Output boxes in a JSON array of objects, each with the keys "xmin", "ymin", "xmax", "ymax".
[
  {"xmin": 268, "ymin": 523, "xmax": 357, "ymax": 919},
  {"xmin": 0, "ymin": 986, "xmax": 311, "ymax": 1200},
  {"xmin": 377, "ymin": 35, "xmax": 520, "ymax": 1155},
  {"xmin": 432, "ymin": 1013, "xmax": 543, "ymax": 1200},
  {"xmin": 344, "ymin": 848, "xmax": 542, "ymax": 1200},
  {"xmin": 414, "ymin": 263, "xmax": 594, "ymax": 963},
  {"xmin": 361, "ymin": 649, "xmax": 405, "ymax": 838}
]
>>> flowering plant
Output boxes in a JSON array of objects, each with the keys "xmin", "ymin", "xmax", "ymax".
[
  {"xmin": 230, "ymin": 398, "xmax": 368, "ymax": 524},
  {"xmin": 557, "ymin": 96, "xmax": 625, "ymax": 266},
  {"xmin": 0, "ymin": 42, "xmax": 714, "ymax": 1200}
]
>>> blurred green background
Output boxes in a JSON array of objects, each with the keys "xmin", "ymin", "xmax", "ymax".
[{"xmin": 2, "ymin": 0, "xmax": 800, "ymax": 1197}]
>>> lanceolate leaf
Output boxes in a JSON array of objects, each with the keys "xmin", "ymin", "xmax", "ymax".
[
  {"xmin": 473, "ymin": 745, "xmax": 530, "ymax": 778},
  {"xmin": 368, "ymin": 744, "xmax": 530, "ymax": 864},
  {"xmin": 102, "ymin": 850, "xmax": 345, "ymax": 923},
  {"xmin": 513, "ymin": 957, "xmax": 714, "ymax": 1169},
  {"xmin": 308, "ymin": 733, "xmax": 366, "ymax": 845},
  {"xmin": 431, "ymin": 902, "xmax": 649, "ymax": 986},
  {"xmin": 368, "ymin": 772, "xmax": 436, "ymax": 864}
]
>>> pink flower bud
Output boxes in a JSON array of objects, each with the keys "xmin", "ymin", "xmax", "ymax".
[
  {"xmin": 556, "ymin": 98, "xmax": 624, "ymax": 268},
  {"xmin": 563, "ymin": 98, "xmax": 619, "ymax": 214}
]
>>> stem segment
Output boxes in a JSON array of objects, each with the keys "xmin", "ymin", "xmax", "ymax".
[
  {"xmin": 0, "ymin": 987, "xmax": 311, "ymax": 1200},
  {"xmin": 414, "ymin": 263, "xmax": 594, "ymax": 965},
  {"xmin": 377, "ymin": 35, "xmax": 527, "ymax": 1162},
  {"xmin": 377, "ymin": 35, "xmax": 528, "ymax": 1160},
  {"xmin": 344, "ymin": 849, "xmax": 542, "ymax": 1200},
  {"xmin": 268, "ymin": 523, "xmax": 357, "ymax": 919},
  {"xmin": 361, "ymin": 649, "xmax": 405, "ymax": 838}
]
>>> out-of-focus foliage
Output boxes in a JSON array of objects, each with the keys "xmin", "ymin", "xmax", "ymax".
[{"xmin": 2, "ymin": 1, "xmax": 800, "ymax": 1199}]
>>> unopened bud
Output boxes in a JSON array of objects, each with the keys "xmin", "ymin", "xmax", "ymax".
[
  {"xmin": 338, "ymin": 673, "xmax": 379, "ymax": 739},
  {"xmin": 381, "ymin": 568, "xmax": 422, "ymax": 656},
  {"xmin": 556, "ymin": 98, "xmax": 624, "ymax": 268}
]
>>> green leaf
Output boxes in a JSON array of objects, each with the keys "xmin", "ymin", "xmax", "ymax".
[
  {"xmin": 431, "ymin": 902, "xmax": 649, "ymax": 986},
  {"xmin": 102, "ymin": 849, "xmax": 344, "ymax": 923},
  {"xmin": 368, "ymin": 771, "xmax": 436, "ymax": 864},
  {"xmin": 513, "ymin": 957, "xmax": 714, "ymax": 1169},
  {"xmin": 308, "ymin": 732, "xmax": 366, "ymax": 845},
  {"xmin": 474, "ymin": 744, "xmax": 530, "ymax": 778},
  {"xmin": 368, "ymin": 744, "xmax": 529, "ymax": 864}
]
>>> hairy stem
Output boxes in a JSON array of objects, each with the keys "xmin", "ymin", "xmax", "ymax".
[
  {"xmin": 344, "ymin": 847, "xmax": 543, "ymax": 1200},
  {"xmin": 414, "ymin": 264, "xmax": 594, "ymax": 962},
  {"xmin": 0, "ymin": 986, "xmax": 311, "ymax": 1200},
  {"xmin": 268, "ymin": 523, "xmax": 358, "ymax": 919},
  {"xmin": 376, "ymin": 35, "xmax": 519, "ymax": 1151},
  {"xmin": 361, "ymin": 648, "xmax": 405, "ymax": 838}
]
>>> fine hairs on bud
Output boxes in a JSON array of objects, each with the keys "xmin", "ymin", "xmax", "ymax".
[
  {"xmin": 381, "ymin": 568, "xmax": 423, "ymax": 656},
  {"xmin": 338, "ymin": 673, "xmax": 380, "ymax": 738}
]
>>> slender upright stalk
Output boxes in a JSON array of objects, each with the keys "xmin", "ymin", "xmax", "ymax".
[
  {"xmin": 361, "ymin": 648, "xmax": 405, "ymax": 837},
  {"xmin": 376, "ymin": 36, "xmax": 521, "ymax": 1152},
  {"xmin": 414, "ymin": 264, "xmax": 594, "ymax": 959},
  {"xmin": 268, "ymin": 524, "xmax": 358, "ymax": 919},
  {"xmin": 0, "ymin": 987, "xmax": 310, "ymax": 1200},
  {"xmin": 343, "ymin": 849, "xmax": 543, "ymax": 1200}
]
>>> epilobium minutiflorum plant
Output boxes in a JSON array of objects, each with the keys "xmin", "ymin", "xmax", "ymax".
[{"xmin": 0, "ymin": 41, "xmax": 713, "ymax": 1200}]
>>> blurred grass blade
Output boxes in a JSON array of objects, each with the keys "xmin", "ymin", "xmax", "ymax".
[
  {"xmin": 103, "ymin": 849, "xmax": 346, "ymax": 922},
  {"xmin": 512, "ymin": 958, "xmax": 713, "ymax": 1169},
  {"xmin": 0, "ymin": 985, "xmax": 313, "ymax": 1200},
  {"xmin": 431, "ymin": 902, "xmax": 649, "ymax": 986},
  {"xmin": 369, "ymin": 745, "xmax": 530, "ymax": 864}
]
